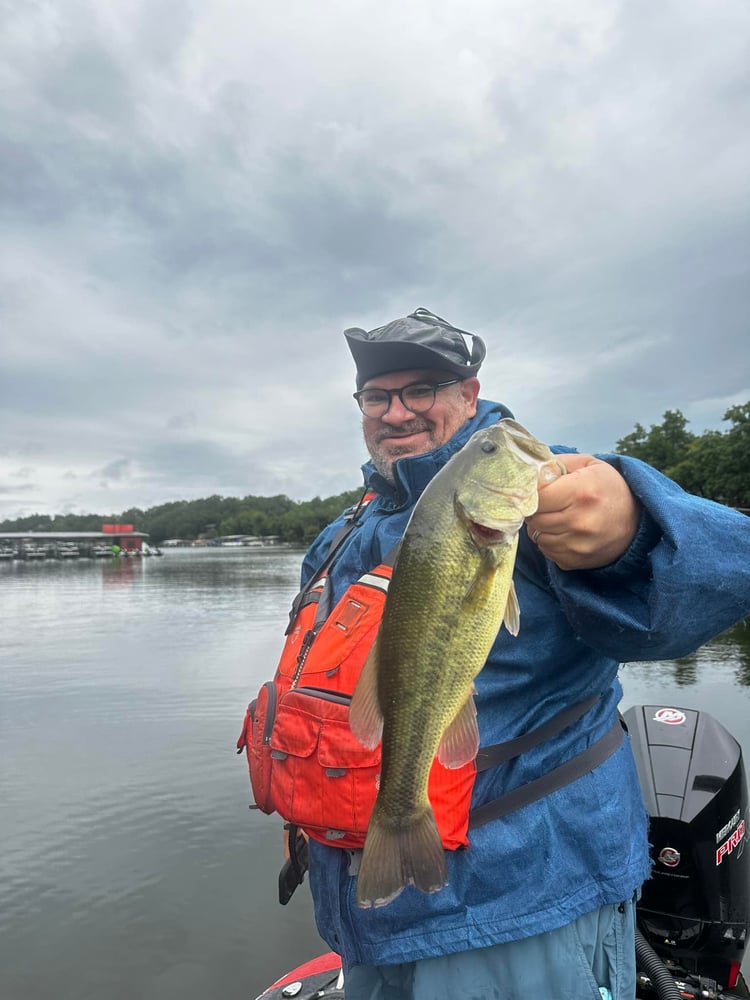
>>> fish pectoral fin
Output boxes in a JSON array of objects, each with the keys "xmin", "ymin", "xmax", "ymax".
[
  {"xmin": 463, "ymin": 553, "xmax": 498, "ymax": 606},
  {"xmin": 503, "ymin": 580, "xmax": 521, "ymax": 637},
  {"xmin": 348, "ymin": 635, "xmax": 384, "ymax": 749},
  {"xmin": 436, "ymin": 695, "xmax": 480, "ymax": 769}
]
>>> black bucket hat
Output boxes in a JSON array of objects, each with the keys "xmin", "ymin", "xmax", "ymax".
[{"xmin": 344, "ymin": 308, "xmax": 486, "ymax": 389}]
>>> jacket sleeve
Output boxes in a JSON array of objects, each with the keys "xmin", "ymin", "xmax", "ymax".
[{"xmin": 545, "ymin": 455, "xmax": 750, "ymax": 661}]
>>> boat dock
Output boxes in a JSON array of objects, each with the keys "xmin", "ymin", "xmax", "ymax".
[{"xmin": 0, "ymin": 525, "xmax": 160, "ymax": 561}]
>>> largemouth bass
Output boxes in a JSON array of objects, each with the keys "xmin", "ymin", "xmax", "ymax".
[{"xmin": 348, "ymin": 418, "xmax": 566, "ymax": 908}]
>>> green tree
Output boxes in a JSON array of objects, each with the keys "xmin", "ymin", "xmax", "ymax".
[
  {"xmin": 666, "ymin": 430, "xmax": 727, "ymax": 500},
  {"xmin": 665, "ymin": 406, "xmax": 750, "ymax": 507},
  {"xmin": 712, "ymin": 403, "xmax": 750, "ymax": 507},
  {"xmin": 616, "ymin": 402, "xmax": 750, "ymax": 508},
  {"xmin": 615, "ymin": 410, "xmax": 695, "ymax": 472}
]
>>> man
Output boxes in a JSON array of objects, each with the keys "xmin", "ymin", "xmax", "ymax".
[{"xmin": 292, "ymin": 308, "xmax": 750, "ymax": 1000}]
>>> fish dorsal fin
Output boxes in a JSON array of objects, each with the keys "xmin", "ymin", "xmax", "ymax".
[
  {"xmin": 503, "ymin": 579, "xmax": 521, "ymax": 637},
  {"xmin": 348, "ymin": 632, "xmax": 384, "ymax": 750},
  {"xmin": 436, "ymin": 693, "xmax": 479, "ymax": 769},
  {"xmin": 498, "ymin": 418, "xmax": 555, "ymax": 464}
]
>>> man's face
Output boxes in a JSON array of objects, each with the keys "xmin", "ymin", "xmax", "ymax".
[{"xmin": 361, "ymin": 368, "xmax": 480, "ymax": 481}]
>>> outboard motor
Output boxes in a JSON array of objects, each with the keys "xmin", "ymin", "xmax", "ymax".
[{"xmin": 625, "ymin": 706, "xmax": 749, "ymax": 998}]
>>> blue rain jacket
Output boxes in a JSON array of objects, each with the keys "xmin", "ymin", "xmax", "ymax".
[{"xmin": 300, "ymin": 399, "xmax": 750, "ymax": 969}]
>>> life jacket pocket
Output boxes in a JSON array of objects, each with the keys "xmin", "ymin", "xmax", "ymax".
[
  {"xmin": 237, "ymin": 681, "xmax": 279, "ymax": 815},
  {"xmin": 270, "ymin": 686, "xmax": 381, "ymax": 848},
  {"xmin": 239, "ymin": 684, "xmax": 381, "ymax": 847},
  {"xmin": 277, "ymin": 588, "xmax": 381, "ymax": 688}
]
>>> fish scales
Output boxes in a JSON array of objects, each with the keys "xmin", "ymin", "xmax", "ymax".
[{"xmin": 348, "ymin": 418, "xmax": 565, "ymax": 908}]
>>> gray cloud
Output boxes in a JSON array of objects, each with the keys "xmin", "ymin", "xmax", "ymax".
[
  {"xmin": 1, "ymin": 0, "xmax": 748, "ymax": 519},
  {"xmin": 95, "ymin": 458, "xmax": 132, "ymax": 482},
  {"xmin": 0, "ymin": 484, "xmax": 37, "ymax": 495}
]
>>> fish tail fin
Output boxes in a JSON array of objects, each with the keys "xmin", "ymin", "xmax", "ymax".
[{"xmin": 356, "ymin": 804, "xmax": 447, "ymax": 908}]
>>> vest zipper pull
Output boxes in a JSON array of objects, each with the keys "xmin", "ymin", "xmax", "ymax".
[{"xmin": 292, "ymin": 629, "xmax": 316, "ymax": 686}]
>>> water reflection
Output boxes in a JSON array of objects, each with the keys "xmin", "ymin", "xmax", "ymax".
[
  {"xmin": 101, "ymin": 556, "xmax": 143, "ymax": 585},
  {"xmin": 716, "ymin": 619, "xmax": 750, "ymax": 685},
  {"xmin": 628, "ymin": 619, "xmax": 750, "ymax": 688}
]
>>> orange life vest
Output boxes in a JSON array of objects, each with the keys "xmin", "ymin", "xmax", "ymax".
[{"xmin": 236, "ymin": 544, "xmax": 476, "ymax": 850}]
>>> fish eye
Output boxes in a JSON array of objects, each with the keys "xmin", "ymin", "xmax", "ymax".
[{"xmin": 480, "ymin": 441, "xmax": 496, "ymax": 454}]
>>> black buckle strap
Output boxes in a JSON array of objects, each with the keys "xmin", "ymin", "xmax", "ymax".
[
  {"xmin": 286, "ymin": 526, "xmax": 349, "ymax": 634},
  {"xmin": 285, "ymin": 493, "xmax": 372, "ymax": 635},
  {"xmin": 469, "ymin": 716, "xmax": 625, "ymax": 829},
  {"xmin": 278, "ymin": 824, "xmax": 309, "ymax": 905},
  {"xmin": 476, "ymin": 694, "xmax": 600, "ymax": 771}
]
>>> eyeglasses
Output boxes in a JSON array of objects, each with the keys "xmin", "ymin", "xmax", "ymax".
[{"xmin": 353, "ymin": 378, "xmax": 461, "ymax": 418}]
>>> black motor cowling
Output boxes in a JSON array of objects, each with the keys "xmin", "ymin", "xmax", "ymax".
[{"xmin": 625, "ymin": 705, "xmax": 749, "ymax": 993}]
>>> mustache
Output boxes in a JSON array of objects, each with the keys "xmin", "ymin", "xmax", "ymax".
[{"xmin": 372, "ymin": 420, "xmax": 431, "ymax": 443}]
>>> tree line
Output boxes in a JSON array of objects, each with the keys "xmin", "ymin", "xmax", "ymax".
[
  {"xmin": 0, "ymin": 489, "xmax": 364, "ymax": 546},
  {"xmin": 613, "ymin": 402, "xmax": 749, "ymax": 509},
  {"xmin": 1, "ymin": 402, "xmax": 747, "ymax": 545}
]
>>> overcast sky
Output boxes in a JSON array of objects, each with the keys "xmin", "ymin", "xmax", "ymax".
[{"xmin": 2, "ymin": 0, "xmax": 749, "ymax": 520}]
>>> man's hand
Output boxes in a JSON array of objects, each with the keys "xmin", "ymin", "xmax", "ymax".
[{"xmin": 525, "ymin": 453, "xmax": 641, "ymax": 571}]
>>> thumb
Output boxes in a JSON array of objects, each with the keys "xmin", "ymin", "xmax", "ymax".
[{"xmin": 553, "ymin": 452, "xmax": 598, "ymax": 473}]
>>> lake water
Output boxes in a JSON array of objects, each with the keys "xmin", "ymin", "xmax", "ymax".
[{"xmin": 1, "ymin": 547, "xmax": 748, "ymax": 999}]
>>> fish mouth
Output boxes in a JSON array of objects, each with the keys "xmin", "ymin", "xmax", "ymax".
[
  {"xmin": 467, "ymin": 517, "xmax": 523, "ymax": 546},
  {"xmin": 455, "ymin": 494, "xmax": 525, "ymax": 543},
  {"xmin": 468, "ymin": 521, "xmax": 506, "ymax": 545}
]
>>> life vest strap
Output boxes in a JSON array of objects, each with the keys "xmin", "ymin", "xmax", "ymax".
[
  {"xmin": 285, "ymin": 492, "xmax": 376, "ymax": 634},
  {"xmin": 469, "ymin": 716, "xmax": 624, "ymax": 828},
  {"xmin": 278, "ymin": 824, "xmax": 309, "ymax": 906},
  {"xmin": 476, "ymin": 694, "xmax": 600, "ymax": 771}
]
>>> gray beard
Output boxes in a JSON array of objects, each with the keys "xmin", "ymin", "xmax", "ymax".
[
  {"xmin": 369, "ymin": 453, "xmax": 396, "ymax": 483},
  {"xmin": 369, "ymin": 439, "xmax": 423, "ymax": 483},
  {"xmin": 365, "ymin": 418, "xmax": 433, "ymax": 484}
]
